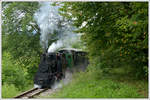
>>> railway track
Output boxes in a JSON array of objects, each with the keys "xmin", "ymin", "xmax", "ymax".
[{"xmin": 14, "ymin": 88, "xmax": 49, "ymax": 98}]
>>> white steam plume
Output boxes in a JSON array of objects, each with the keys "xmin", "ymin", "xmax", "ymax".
[
  {"xmin": 34, "ymin": 2, "xmax": 62, "ymax": 49},
  {"xmin": 48, "ymin": 40, "xmax": 63, "ymax": 52},
  {"xmin": 34, "ymin": 2, "xmax": 80, "ymax": 52},
  {"xmin": 51, "ymin": 69, "xmax": 73, "ymax": 89}
]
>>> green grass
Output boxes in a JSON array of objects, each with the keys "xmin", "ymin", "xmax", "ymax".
[
  {"xmin": 2, "ymin": 83, "xmax": 33, "ymax": 98},
  {"xmin": 2, "ymin": 84, "xmax": 21, "ymax": 98},
  {"xmin": 2, "ymin": 51, "xmax": 34, "ymax": 98},
  {"xmin": 40, "ymin": 66, "xmax": 148, "ymax": 98}
]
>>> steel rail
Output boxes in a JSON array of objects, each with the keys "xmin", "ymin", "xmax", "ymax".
[{"xmin": 14, "ymin": 88, "xmax": 48, "ymax": 98}]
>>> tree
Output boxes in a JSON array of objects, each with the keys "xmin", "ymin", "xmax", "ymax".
[
  {"xmin": 60, "ymin": 2, "xmax": 148, "ymax": 78},
  {"xmin": 2, "ymin": 2, "xmax": 41, "ymax": 80}
]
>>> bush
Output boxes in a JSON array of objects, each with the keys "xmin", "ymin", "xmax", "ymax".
[
  {"xmin": 44, "ymin": 66, "xmax": 147, "ymax": 98},
  {"xmin": 2, "ymin": 52, "xmax": 27, "ymax": 90},
  {"xmin": 2, "ymin": 84, "xmax": 20, "ymax": 98}
]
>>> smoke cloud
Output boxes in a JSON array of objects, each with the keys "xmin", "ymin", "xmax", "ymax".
[
  {"xmin": 51, "ymin": 69, "xmax": 73, "ymax": 89},
  {"xmin": 51, "ymin": 62, "xmax": 88, "ymax": 90},
  {"xmin": 34, "ymin": 2, "xmax": 80, "ymax": 52}
]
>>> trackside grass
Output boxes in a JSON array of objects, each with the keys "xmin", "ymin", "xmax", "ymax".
[{"xmin": 40, "ymin": 67, "xmax": 148, "ymax": 98}]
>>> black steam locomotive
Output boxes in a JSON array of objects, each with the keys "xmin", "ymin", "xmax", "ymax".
[{"xmin": 34, "ymin": 48, "xmax": 88, "ymax": 88}]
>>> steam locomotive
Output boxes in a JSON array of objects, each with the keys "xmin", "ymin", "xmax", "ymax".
[{"xmin": 34, "ymin": 48, "xmax": 88, "ymax": 88}]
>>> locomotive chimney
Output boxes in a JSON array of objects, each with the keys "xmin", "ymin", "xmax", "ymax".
[{"xmin": 44, "ymin": 47, "xmax": 48, "ymax": 53}]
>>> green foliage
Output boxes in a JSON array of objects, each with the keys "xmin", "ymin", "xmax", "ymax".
[
  {"xmin": 2, "ymin": 2, "xmax": 41, "ymax": 98},
  {"xmin": 42, "ymin": 67, "xmax": 147, "ymax": 98},
  {"xmin": 2, "ymin": 84, "xmax": 21, "ymax": 98},
  {"xmin": 2, "ymin": 52, "xmax": 27, "ymax": 89},
  {"xmin": 60, "ymin": 2, "xmax": 148, "ymax": 78},
  {"xmin": 2, "ymin": 2, "xmax": 41, "ymax": 81},
  {"xmin": 71, "ymin": 40, "xmax": 85, "ymax": 49}
]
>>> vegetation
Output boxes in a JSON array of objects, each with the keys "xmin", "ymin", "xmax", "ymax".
[
  {"xmin": 2, "ymin": 84, "xmax": 21, "ymax": 98},
  {"xmin": 60, "ymin": 2, "xmax": 148, "ymax": 79},
  {"xmin": 42, "ymin": 66, "xmax": 148, "ymax": 98},
  {"xmin": 2, "ymin": 1, "xmax": 148, "ymax": 98},
  {"xmin": 2, "ymin": 2, "xmax": 41, "ymax": 98},
  {"xmin": 43, "ymin": 2, "xmax": 148, "ymax": 98}
]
